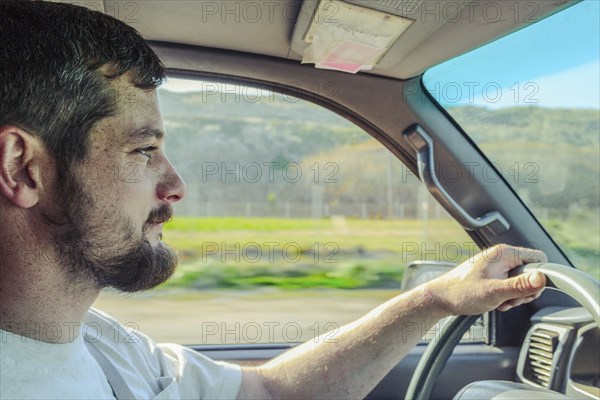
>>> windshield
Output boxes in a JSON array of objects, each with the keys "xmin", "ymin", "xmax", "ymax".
[{"xmin": 423, "ymin": 0, "xmax": 599, "ymax": 275}]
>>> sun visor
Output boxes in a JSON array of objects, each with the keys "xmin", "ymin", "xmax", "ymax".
[{"xmin": 291, "ymin": 0, "xmax": 414, "ymax": 74}]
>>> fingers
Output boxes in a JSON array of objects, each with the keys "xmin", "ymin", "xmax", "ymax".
[
  {"xmin": 498, "ymin": 301, "xmax": 518, "ymax": 312},
  {"xmin": 488, "ymin": 270, "xmax": 545, "ymax": 313},
  {"xmin": 484, "ymin": 244, "xmax": 548, "ymax": 269},
  {"xmin": 439, "ymin": 244, "xmax": 547, "ymax": 316},
  {"xmin": 514, "ymin": 246, "xmax": 548, "ymax": 265},
  {"xmin": 498, "ymin": 293, "xmax": 539, "ymax": 312},
  {"xmin": 479, "ymin": 245, "xmax": 548, "ymax": 282},
  {"xmin": 496, "ymin": 272, "xmax": 546, "ymax": 312},
  {"xmin": 526, "ymin": 271, "xmax": 546, "ymax": 290},
  {"xmin": 482, "ymin": 245, "xmax": 547, "ymax": 312},
  {"xmin": 510, "ymin": 271, "xmax": 546, "ymax": 295}
]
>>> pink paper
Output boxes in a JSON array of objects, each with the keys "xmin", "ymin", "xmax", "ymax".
[
  {"xmin": 319, "ymin": 62, "xmax": 363, "ymax": 73},
  {"xmin": 317, "ymin": 40, "xmax": 385, "ymax": 73}
]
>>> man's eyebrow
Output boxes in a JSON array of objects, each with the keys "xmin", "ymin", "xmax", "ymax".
[{"xmin": 127, "ymin": 128, "xmax": 164, "ymax": 142}]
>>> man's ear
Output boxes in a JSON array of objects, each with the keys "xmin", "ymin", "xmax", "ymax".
[{"xmin": 0, "ymin": 126, "xmax": 47, "ymax": 208}]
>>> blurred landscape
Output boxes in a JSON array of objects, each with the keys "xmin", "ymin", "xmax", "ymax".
[
  {"xmin": 159, "ymin": 91, "xmax": 598, "ymax": 273},
  {"xmin": 94, "ymin": 92, "xmax": 598, "ymax": 344},
  {"xmin": 161, "ymin": 217, "xmax": 470, "ymax": 291}
]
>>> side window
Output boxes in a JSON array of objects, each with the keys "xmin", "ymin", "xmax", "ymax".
[{"xmin": 94, "ymin": 79, "xmax": 477, "ymax": 345}]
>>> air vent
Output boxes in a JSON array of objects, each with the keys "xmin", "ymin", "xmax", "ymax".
[{"xmin": 525, "ymin": 328, "xmax": 559, "ymax": 388}]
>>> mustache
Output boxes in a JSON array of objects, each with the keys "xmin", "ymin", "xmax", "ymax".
[{"xmin": 146, "ymin": 205, "xmax": 173, "ymax": 225}]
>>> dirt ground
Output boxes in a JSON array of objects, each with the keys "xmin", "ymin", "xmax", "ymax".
[{"xmin": 93, "ymin": 288, "xmax": 399, "ymax": 345}]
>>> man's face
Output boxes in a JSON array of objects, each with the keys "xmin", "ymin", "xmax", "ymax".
[{"xmin": 46, "ymin": 74, "xmax": 187, "ymax": 292}]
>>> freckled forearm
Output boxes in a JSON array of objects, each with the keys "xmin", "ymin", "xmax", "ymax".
[{"xmin": 241, "ymin": 285, "xmax": 448, "ymax": 400}]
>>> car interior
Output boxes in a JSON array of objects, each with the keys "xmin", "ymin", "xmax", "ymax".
[{"xmin": 55, "ymin": 0, "xmax": 599, "ymax": 399}]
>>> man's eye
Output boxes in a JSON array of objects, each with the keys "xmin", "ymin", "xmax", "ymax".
[{"xmin": 137, "ymin": 146, "xmax": 158, "ymax": 159}]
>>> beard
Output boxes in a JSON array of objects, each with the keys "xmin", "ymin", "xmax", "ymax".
[{"xmin": 43, "ymin": 168, "xmax": 178, "ymax": 293}]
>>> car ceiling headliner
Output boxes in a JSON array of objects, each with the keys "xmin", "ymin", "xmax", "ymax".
[{"xmin": 57, "ymin": 0, "xmax": 574, "ymax": 79}]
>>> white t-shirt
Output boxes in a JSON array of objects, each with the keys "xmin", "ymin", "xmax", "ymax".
[{"xmin": 0, "ymin": 309, "xmax": 242, "ymax": 399}]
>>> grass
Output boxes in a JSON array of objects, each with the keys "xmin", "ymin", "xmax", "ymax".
[
  {"xmin": 160, "ymin": 216, "xmax": 475, "ymax": 290},
  {"xmin": 164, "ymin": 217, "xmax": 333, "ymax": 232},
  {"xmin": 159, "ymin": 216, "xmax": 599, "ymax": 289},
  {"xmin": 163, "ymin": 217, "xmax": 470, "ymax": 254}
]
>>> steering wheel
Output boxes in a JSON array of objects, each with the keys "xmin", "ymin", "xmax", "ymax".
[{"xmin": 405, "ymin": 262, "xmax": 600, "ymax": 400}]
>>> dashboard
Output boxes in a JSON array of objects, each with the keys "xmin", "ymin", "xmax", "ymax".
[{"xmin": 517, "ymin": 306, "xmax": 600, "ymax": 399}]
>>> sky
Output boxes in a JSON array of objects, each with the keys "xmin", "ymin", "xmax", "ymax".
[{"xmin": 423, "ymin": 0, "xmax": 600, "ymax": 109}]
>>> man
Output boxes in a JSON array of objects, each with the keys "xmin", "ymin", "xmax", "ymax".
[{"xmin": 0, "ymin": 1, "xmax": 547, "ymax": 399}]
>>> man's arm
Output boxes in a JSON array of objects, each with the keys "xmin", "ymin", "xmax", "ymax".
[{"xmin": 237, "ymin": 244, "xmax": 547, "ymax": 400}]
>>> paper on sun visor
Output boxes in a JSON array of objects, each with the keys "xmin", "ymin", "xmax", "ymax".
[{"xmin": 301, "ymin": 0, "xmax": 413, "ymax": 74}]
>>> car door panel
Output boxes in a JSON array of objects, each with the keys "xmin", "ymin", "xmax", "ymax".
[{"xmin": 195, "ymin": 344, "xmax": 520, "ymax": 399}]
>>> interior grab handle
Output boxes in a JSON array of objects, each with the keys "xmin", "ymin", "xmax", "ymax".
[{"xmin": 403, "ymin": 125, "xmax": 510, "ymax": 235}]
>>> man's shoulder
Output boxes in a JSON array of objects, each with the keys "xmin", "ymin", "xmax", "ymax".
[
  {"xmin": 84, "ymin": 307, "xmax": 155, "ymax": 347},
  {"xmin": 83, "ymin": 308, "xmax": 243, "ymax": 399},
  {"xmin": 85, "ymin": 307, "xmax": 119, "ymax": 325},
  {"xmin": 84, "ymin": 307, "xmax": 140, "ymax": 344},
  {"xmin": 83, "ymin": 307, "xmax": 174, "ymax": 380}
]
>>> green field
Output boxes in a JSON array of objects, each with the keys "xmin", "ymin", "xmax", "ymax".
[
  {"xmin": 162, "ymin": 217, "xmax": 471, "ymax": 290},
  {"xmin": 160, "ymin": 216, "xmax": 599, "ymax": 290}
]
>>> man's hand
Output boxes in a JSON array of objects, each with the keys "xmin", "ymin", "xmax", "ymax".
[{"xmin": 425, "ymin": 244, "xmax": 547, "ymax": 315}]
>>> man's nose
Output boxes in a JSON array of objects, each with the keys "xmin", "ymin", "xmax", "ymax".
[{"xmin": 157, "ymin": 159, "xmax": 187, "ymax": 204}]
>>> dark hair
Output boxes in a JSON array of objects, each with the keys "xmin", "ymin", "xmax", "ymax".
[{"xmin": 0, "ymin": 0, "xmax": 165, "ymax": 170}]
